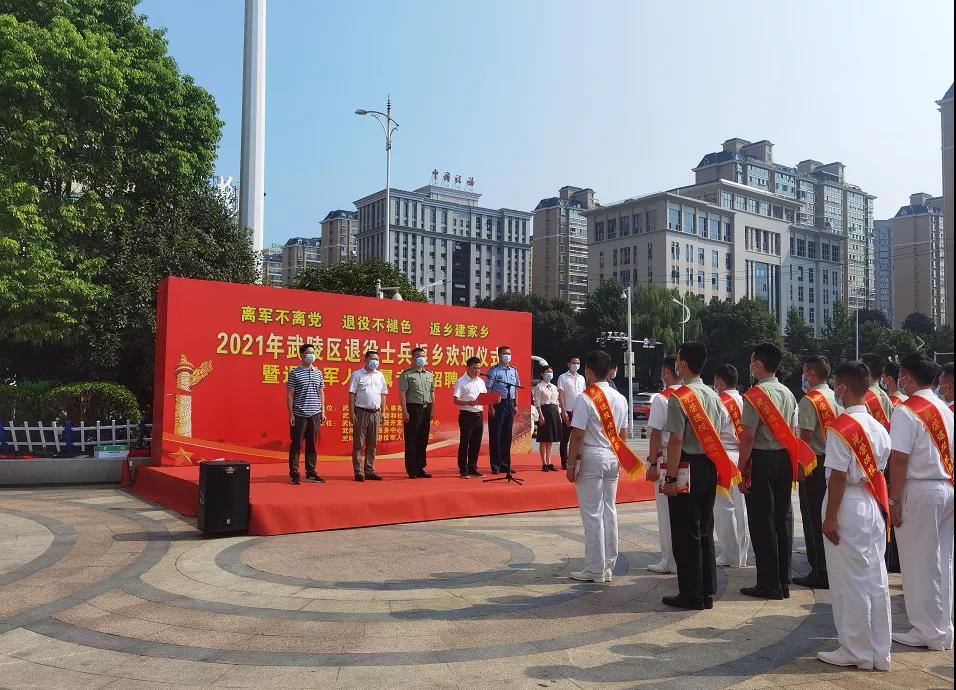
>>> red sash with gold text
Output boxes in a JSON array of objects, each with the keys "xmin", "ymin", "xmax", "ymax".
[
  {"xmin": 829, "ymin": 414, "xmax": 890, "ymax": 515},
  {"xmin": 675, "ymin": 386, "xmax": 741, "ymax": 496},
  {"xmin": 806, "ymin": 389, "xmax": 838, "ymax": 433},
  {"xmin": 583, "ymin": 384, "xmax": 644, "ymax": 480},
  {"xmin": 719, "ymin": 392, "xmax": 743, "ymax": 440},
  {"xmin": 901, "ymin": 396, "xmax": 954, "ymax": 486},
  {"xmin": 743, "ymin": 386, "xmax": 817, "ymax": 480},
  {"xmin": 864, "ymin": 389, "xmax": 891, "ymax": 430}
]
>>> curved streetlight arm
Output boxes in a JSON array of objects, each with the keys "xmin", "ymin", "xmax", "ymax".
[{"xmin": 357, "ymin": 110, "xmax": 399, "ymax": 140}]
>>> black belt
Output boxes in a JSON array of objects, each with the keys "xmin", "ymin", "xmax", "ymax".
[
  {"xmin": 356, "ymin": 407, "xmax": 380, "ymax": 413},
  {"xmin": 407, "ymin": 402, "xmax": 432, "ymax": 407},
  {"xmin": 459, "ymin": 409, "xmax": 482, "ymax": 415}
]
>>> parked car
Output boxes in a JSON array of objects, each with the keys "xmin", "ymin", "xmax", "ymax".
[{"xmin": 633, "ymin": 392, "xmax": 657, "ymax": 421}]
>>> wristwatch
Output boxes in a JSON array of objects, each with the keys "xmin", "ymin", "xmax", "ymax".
[
  {"xmin": 664, "ymin": 475, "xmax": 678, "ymax": 484},
  {"xmin": 888, "ymin": 498, "xmax": 901, "ymax": 507}
]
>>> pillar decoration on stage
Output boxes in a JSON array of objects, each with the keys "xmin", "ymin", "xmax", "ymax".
[{"xmin": 173, "ymin": 354, "xmax": 213, "ymax": 438}]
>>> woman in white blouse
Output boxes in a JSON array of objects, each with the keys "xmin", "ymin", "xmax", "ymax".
[{"xmin": 533, "ymin": 367, "xmax": 561, "ymax": 472}]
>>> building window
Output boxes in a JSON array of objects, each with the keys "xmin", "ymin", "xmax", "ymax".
[
  {"xmin": 698, "ymin": 248, "xmax": 705, "ymax": 266},
  {"xmin": 808, "ymin": 241, "xmax": 816, "ymax": 259},
  {"xmin": 809, "ymin": 308, "xmax": 815, "ymax": 324},
  {"xmin": 620, "ymin": 215, "xmax": 630, "ymax": 237},
  {"xmin": 668, "ymin": 207, "xmax": 681, "ymax": 230},
  {"xmin": 684, "ymin": 210, "xmax": 695, "ymax": 233},
  {"xmin": 648, "ymin": 243, "xmax": 653, "ymax": 260},
  {"xmin": 686, "ymin": 244, "xmax": 693, "ymax": 262},
  {"xmin": 607, "ymin": 218, "xmax": 617, "ymax": 240},
  {"xmin": 798, "ymin": 266, "xmax": 804, "ymax": 282},
  {"xmin": 685, "ymin": 267, "xmax": 693, "ymax": 286},
  {"xmin": 595, "ymin": 221, "xmax": 604, "ymax": 241},
  {"xmin": 798, "ymin": 286, "xmax": 804, "ymax": 301},
  {"xmin": 711, "ymin": 250, "xmax": 719, "ymax": 267},
  {"xmin": 709, "ymin": 218, "xmax": 720, "ymax": 240},
  {"xmin": 697, "ymin": 272, "xmax": 704, "ymax": 289},
  {"xmin": 711, "ymin": 272, "xmax": 718, "ymax": 289},
  {"xmin": 613, "ymin": 249, "xmax": 618, "ymax": 266},
  {"xmin": 726, "ymin": 275, "xmax": 732, "ymax": 292},
  {"xmin": 808, "ymin": 268, "xmax": 815, "ymax": 283}
]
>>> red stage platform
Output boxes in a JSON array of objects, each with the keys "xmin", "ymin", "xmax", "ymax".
[{"xmin": 131, "ymin": 454, "xmax": 656, "ymax": 536}]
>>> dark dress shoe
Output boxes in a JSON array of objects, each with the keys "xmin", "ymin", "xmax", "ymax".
[
  {"xmin": 662, "ymin": 595, "xmax": 706, "ymax": 610},
  {"xmin": 704, "ymin": 596, "xmax": 714, "ymax": 609},
  {"xmin": 782, "ymin": 586, "xmax": 790, "ymax": 599},
  {"xmin": 417, "ymin": 471, "xmax": 432, "ymax": 478},
  {"xmin": 290, "ymin": 476, "xmax": 300, "ymax": 485},
  {"xmin": 740, "ymin": 586, "xmax": 784, "ymax": 600},
  {"xmin": 354, "ymin": 473, "xmax": 365, "ymax": 482},
  {"xmin": 305, "ymin": 474, "xmax": 324, "ymax": 483},
  {"xmin": 792, "ymin": 575, "xmax": 818, "ymax": 588},
  {"xmin": 468, "ymin": 470, "xmax": 484, "ymax": 477},
  {"xmin": 366, "ymin": 472, "xmax": 383, "ymax": 481}
]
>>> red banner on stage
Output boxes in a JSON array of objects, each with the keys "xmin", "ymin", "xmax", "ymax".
[{"xmin": 151, "ymin": 277, "xmax": 532, "ymax": 466}]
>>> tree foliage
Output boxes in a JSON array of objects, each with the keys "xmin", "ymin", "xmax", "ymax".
[
  {"xmin": 475, "ymin": 293, "xmax": 580, "ymax": 373},
  {"xmin": 292, "ymin": 258, "xmax": 428, "ymax": 302},
  {"xmin": 698, "ymin": 298, "xmax": 783, "ymax": 382},
  {"xmin": 901, "ymin": 312, "xmax": 936, "ymax": 334}
]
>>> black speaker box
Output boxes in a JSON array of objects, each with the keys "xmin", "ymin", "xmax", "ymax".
[{"xmin": 198, "ymin": 460, "xmax": 250, "ymax": 535}]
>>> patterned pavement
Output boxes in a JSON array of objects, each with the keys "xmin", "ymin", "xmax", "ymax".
[{"xmin": 0, "ymin": 485, "xmax": 951, "ymax": 689}]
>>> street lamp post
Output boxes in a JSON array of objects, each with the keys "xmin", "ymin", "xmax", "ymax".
[
  {"xmin": 671, "ymin": 296, "xmax": 690, "ymax": 343},
  {"xmin": 374, "ymin": 279, "xmax": 404, "ymax": 300},
  {"xmin": 623, "ymin": 286, "xmax": 635, "ymax": 439},
  {"xmin": 356, "ymin": 98, "xmax": 399, "ymax": 266}
]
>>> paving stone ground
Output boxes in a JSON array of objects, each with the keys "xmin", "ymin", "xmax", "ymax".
[{"xmin": 0, "ymin": 480, "xmax": 951, "ymax": 690}]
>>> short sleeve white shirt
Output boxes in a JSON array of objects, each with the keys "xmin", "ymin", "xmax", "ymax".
[
  {"xmin": 824, "ymin": 406, "xmax": 891, "ymax": 484},
  {"xmin": 649, "ymin": 385, "xmax": 681, "ymax": 437},
  {"xmin": 889, "ymin": 389, "xmax": 954, "ymax": 481},
  {"xmin": 453, "ymin": 374, "xmax": 487, "ymax": 413},
  {"xmin": 349, "ymin": 368, "xmax": 388, "ymax": 410},
  {"xmin": 557, "ymin": 372, "xmax": 586, "ymax": 414},
  {"xmin": 718, "ymin": 389, "xmax": 743, "ymax": 457},
  {"xmin": 570, "ymin": 382, "xmax": 629, "ymax": 451}
]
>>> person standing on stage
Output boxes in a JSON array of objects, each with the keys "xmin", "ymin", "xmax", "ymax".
[
  {"xmin": 794, "ymin": 355, "xmax": 840, "ymax": 590},
  {"xmin": 348, "ymin": 351, "xmax": 387, "ymax": 482},
  {"xmin": 862, "ymin": 353, "xmax": 893, "ymax": 430},
  {"xmin": 399, "ymin": 347, "xmax": 435, "ymax": 479},
  {"xmin": 286, "ymin": 343, "xmax": 326, "ymax": 486},
  {"xmin": 558, "ymin": 356, "xmax": 585, "ymax": 470},
  {"xmin": 661, "ymin": 341, "xmax": 738, "ymax": 610},
  {"xmin": 644, "ymin": 356, "xmax": 681, "ymax": 573},
  {"xmin": 453, "ymin": 357, "xmax": 488, "ymax": 479},
  {"xmin": 939, "ymin": 362, "xmax": 954, "ymax": 411},
  {"xmin": 889, "ymin": 354, "xmax": 954, "ymax": 652},
  {"xmin": 738, "ymin": 342, "xmax": 800, "ymax": 599},
  {"xmin": 487, "ymin": 345, "xmax": 521, "ymax": 474},
  {"xmin": 565, "ymin": 349, "xmax": 631, "ymax": 583},
  {"xmin": 817, "ymin": 361, "xmax": 892, "ymax": 671},
  {"xmin": 882, "ymin": 362, "xmax": 908, "ymax": 408},
  {"xmin": 533, "ymin": 367, "xmax": 561, "ymax": 472},
  {"xmin": 712, "ymin": 364, "xmax": 750, "ymax": 568}
]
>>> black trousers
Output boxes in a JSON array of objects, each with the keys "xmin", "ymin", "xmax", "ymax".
[
  {"xmin": 489, "ymin": 400, "xmax": 515, "ymax": 472},
  {"xmin": 289, "ymin": 413, "xmax": 320, "ymax": 479},
  {"xmin": 798, "ymin": 457, "xmax": 827, "ymax": 582},
  {"xmin": 559, "ymin": 411, "xmax": 574, "ymax": 468},
  {"xmin": 745, "ymin": 448, "xmax": 794, "ymax": 592},
  {"xmin": 668, "ymin": 453, "xmax": 718, "ymax": 600},
  {"xmin": 883, "ymin": 468, "xmax": 901, "ymax": 573},
  {"xmin": 458, "ymin": 411, "xmax": 483, "ymax": 474},
  {"xmin": 403, "ymin": 403, "xmax": 432, "ymax": 477}
]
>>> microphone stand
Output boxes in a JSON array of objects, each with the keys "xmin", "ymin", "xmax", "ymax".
[{"xmin": 481, "ymin": 371, "xmax": 524, "ymax": 486}]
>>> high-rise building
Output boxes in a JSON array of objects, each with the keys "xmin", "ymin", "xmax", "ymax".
[
  {"xmin": 281, "ymin": 237, "xmax": 322, "ymax": 286},
  {"xmin": 354, "ymin": 184, "xmax": 532, "ymax": 306},
  {"xmin": 531, "ymin": 186, "xmax": 596, "ymax": 308},
  {"xmin": 319, "ymin": 210, "xmax": 358, "ymax": 265},
  {"xmin": 262, "ymin": 243, "xmax": 284, "ymax": 287},
  {"xmin": 938, "ymin": 84, "xmax": 954, "ymax": 325},
  {"xmin": 874, "ymin": 220, "xmax": 894, "ymax": 322},
  {"xmin": 694, "ymin": 138, "xmax": 874, "ymax": 314},
  {"xmin": 883, "ymin": 193, "xmax": 947, "ymax": 327}
]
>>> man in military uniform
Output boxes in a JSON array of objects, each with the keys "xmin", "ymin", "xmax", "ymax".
[
  {"xmin": 399, "ymin": 347, "xmax": 436, "ymax": 479},
  {"xmin": 794, "ymin": 355, "xmax": 840, "ymax": 590},
  {"xmin": 862, "ymin": 353, "xmax": 893, "ymax": 429},
  {"xmin": 738, "ymin": 343, "xmax": 799, "ymax": 599}
]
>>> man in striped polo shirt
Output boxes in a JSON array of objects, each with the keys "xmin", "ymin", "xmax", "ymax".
[{"xmin": 287, "ymin": 343, "xmax": 325, "ymax": 485}]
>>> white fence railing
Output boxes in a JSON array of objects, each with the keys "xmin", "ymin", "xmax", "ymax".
[{"xmin": 0, "ymin": 420, "xmax": 151, "ymax": 456}]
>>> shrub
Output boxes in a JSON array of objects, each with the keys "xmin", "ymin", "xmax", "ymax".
[
  {"xmin": 0, "ymin": 381, "xmax": 58, "ymax": 421},
  {"xmin": 44, "ymin": 382, "xmax": 141, "ymax": 424}
]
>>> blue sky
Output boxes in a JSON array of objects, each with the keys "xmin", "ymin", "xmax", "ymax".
[{"xmin": 139, "ymin": 0, "xmax": 954, "ymax": 247}]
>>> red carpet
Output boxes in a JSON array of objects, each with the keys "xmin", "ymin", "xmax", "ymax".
[{"xmin": 131, "ymin": 454, "xmax": 656, "ymax": 536}]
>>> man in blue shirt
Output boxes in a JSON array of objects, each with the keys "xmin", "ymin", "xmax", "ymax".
[{"xmin": 487, "ymin": 345, "xmax": 521, "ymax": 473}]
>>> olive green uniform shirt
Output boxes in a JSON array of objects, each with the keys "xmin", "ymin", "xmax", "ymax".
[
  {"xmin": 797, "ymin": 384, "xmax": 841, "ymax": 455},
  {"xmin": 664, "ymin": 378, "xmax": 728, "ymax": 455},
  {"xmin": 398, "ymin": 368, "xmax": 435, "ymax": 404},
  {"xmin": 741, "ymin": 377, "xmax": 798, "ymax": 451},
  {"xmin": 868, "ymin": 384, "xmax": 893, "ymax": 422}
]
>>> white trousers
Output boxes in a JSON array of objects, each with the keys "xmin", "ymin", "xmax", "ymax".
[
  {"xmin": 575, "ymin": 450, "xmax": 620, "ymax": 575},
  {"xmin": 654, "ymin": 490, "xmax": 676, "ymax": 570},
  {"xmin": 822, "ymin": 486, "xmax": 891, "ymax": 669},
  {"xmin": 714, "ymin": 483, "xmax": 751, "ymax": 567},
  {"xmin": 896, "ymin": 480, "xmax": 955, "ymax": 650}
]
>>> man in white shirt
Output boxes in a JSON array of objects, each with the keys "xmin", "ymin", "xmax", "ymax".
[
  {"xmin": 888, "ymin": 354, "xmax": 955, "ymax": 652},
  {"xmin": 644, "ymin": 356, "xmax": 681, "ymax": 573},
  {"xmin": 566, "ymin": 350, "xmax": 629, "ymax": 583},
  {"xmin": 453, "ymin": 356, "xmax": 488, "ymax": 479},
  {"xmin": 712, "ymin": 363, "xmax": 750, "ymax": 568},
  {"xmin": 348, "ymin": 351, "xmax": 388, "ymax": 481},
  {"xmin": 558, "ymin": 356, "xmax": 585, "ymax": 471},
  {"xmin": 816, "ymin": 361, "xmax": 892, "ymax": 671}
]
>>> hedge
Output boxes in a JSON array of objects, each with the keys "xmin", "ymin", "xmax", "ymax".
[{"xmin": 0, "ymin": 381, "xmax": 141, "ymax": 423}]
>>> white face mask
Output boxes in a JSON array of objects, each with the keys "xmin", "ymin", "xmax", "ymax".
[
  {"xmin": 569, "ymin": 363, "xmax": 580, "ymax": 373},
  {"xmin": 542, "ymin": 372, "xmax": 553, "ymax": 382}
]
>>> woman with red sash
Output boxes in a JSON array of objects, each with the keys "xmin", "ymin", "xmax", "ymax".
[
  {"xmin": 888, "ymin": 354, "xmax": 955, "ymax": 652},
  {"xmin": 817, "ymin": 362, "xmax": 892, "ymax": 671}
]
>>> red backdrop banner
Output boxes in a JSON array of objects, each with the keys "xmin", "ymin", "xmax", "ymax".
[{"xmin": 152, "ymin": 277, "xmax": 532, "ymax": 466}]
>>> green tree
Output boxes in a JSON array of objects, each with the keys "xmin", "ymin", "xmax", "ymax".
[
  {"xmin": 292, "ymin": 258, "xmax": 427, "ymax": 302},
  {"xmin": 819, "ymin": 301, "xmax": 854, "ymax": 365},
  {"xmin": 858, "ymin": 322, "xmax": 922, "ymax": 361},
  {"xmin": 699, "ymin": 298, "xmax": 784, "ymax": 382},
  {"xmin": 784, "ymin": 307, "xmax": 817, "ymax": 361},
  {"xmin": 901, "ymin": 312, "xmax": 936, "ymax": 334}
]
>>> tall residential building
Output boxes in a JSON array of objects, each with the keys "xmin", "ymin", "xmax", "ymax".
[
  {"xmin": 281, "ymin": 237, "xmax": 322, "ymax": 286},
  {"xmin": 531, "ymin": 186, "xmax": 596, "ymax": 308},
  {"xmin": 585, "ymin": 179, "xmax": 844, "ymax": 334},
  {"xmin": 874, "ymin": 220, "xmax": 894, "ymax": 322},
  {"xmin": 884, "ymin": 193, "xmax": 947, "ymax": 327},
  {"xmin": 938, "ymin": 84, "xmax": 954, "ymax": 325},
  {"xmin": 354, "ymin": 184, "xmax": 532, "ymax": 306},
  {"xmin": 694, "ymin": 138, "xmax": 874, "ymax": 314},
  {"xmin": 262, "ymin": 243, "xmax": 284, "ymax": 287},
  {"xmin": 319, "ymin": 210, "xmax": 358, "ymax": 265}
]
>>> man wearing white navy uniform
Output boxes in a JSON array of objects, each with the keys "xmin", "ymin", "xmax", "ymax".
[
  {"xmin": 817, "ymin": 361, "xmax": 892, "ymax": 671},
  {"xmin": 888, "ymin": 354, "xmax": 955, "ymax": 652},
  {"xmin": 558, "ymin": 356, "xmax": 586, "ymax": 471},
  {"xmin": 644, "ymin": 356, "xmax": 680, "ymax": 573},
  {"xmin": 712, "ymin": 363, "xmax": 750, "ymax": 568}
]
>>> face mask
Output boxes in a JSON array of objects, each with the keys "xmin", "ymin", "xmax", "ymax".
[
  {"xmin": 569, "ymin": 363, "xmax": 580, "ymax": 372},
  {"xmin": 543, "ymin": 372, "xmax": 553, "ymax": 382},
  {"xmin": 303, "ymin": 353, "xmax": 316, "ymax": 365},
  {"xmin": 749, "ymin": 365, "xmax": 758, "ymax": 381},
  {"xmin": 501, "ymin": 354, "xmax": 512, "ymax": 365},
  {"xmin": 879, "ymin": 380, "xmax": 888, "ymax": 391},
  {"xmin": 935, "ymin": 386, "xmax": 944, "ymax": 400},
  {"xmin": 898, "ymin": 376, "xmax": 912, "ymax": 395},
  {"xmin": 834, "ymin": 384, "xmax": 846, "ymax": 408},
  {"xmin": 368, "ymin": 360, "xmax": 380, "ymax": 370},
  {"xmin": 800, "ymin": 375, "xmax": 810, "ymax": 393},
  {"xmin": 414, "ymin": 356, "xmax": 427, "ymax": 367}
]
